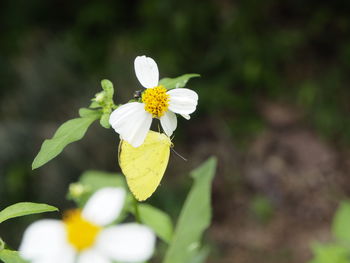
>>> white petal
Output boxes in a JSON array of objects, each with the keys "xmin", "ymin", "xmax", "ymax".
[
  {"xmin": 82, "ymin": 187, "xmax": 126, "ymax": 226},
  {"xmin": 160, "ymin": 111, "xmax": 177, "ymax": 136},
  {"xmin": 134, "ymin": 56, "xmax": 159, "ymax": 88},
  {"xmin": 181, "ymin": 114, "xmax": 191, "ymax": 120},
  {"xmin": 31, "ymin": 258, "xmax": 74, "ymax": 263},
  {"xmin": 109, "ymin": 102, "xmax": 153, "ymax": 147},
  {"xmin": 167, "ymin": 88, "xmax": 198, "ymax": 114},
  {"xmin": 109, "ymin": 102, "xmax": 142, "ymax": 129},
  {"xmin": 30, "ymin": 253, "xmax": 76, "ymax": 263},
  {"xmin": 77, "ymin": 249, "xmax": 110, "ymax": 263},
  {"xmin": 19, "ymin": 219, "xmax": 75, "ymax": 263},
  {"xmin": 96, "ymin": 223, "xmax": 156, "ymax": 262}
]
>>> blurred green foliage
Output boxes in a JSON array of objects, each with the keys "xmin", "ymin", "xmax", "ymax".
[
  {"xmin": 309, "ymin": 201, "xmax": 350, "ymax": 263},
  {"xmin": 310, "ymin": 244, "xmax": 350, "ymax": 263},
  {"xmin": 250, "ymin": 195, "xmax": 274, "ymax": 224}
]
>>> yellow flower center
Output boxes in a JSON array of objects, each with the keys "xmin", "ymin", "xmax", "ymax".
[
  {"xmin": 142, "ymin": 85, "xmax": 170, "ymax": 118},
  {"xmin": 64, "ymin": 209, "xmax": 101, "ymax": 251}
]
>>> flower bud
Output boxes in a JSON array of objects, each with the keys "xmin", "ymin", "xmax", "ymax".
[{"xmin": 69, "ymin": 183, "xmax": 85, "ymax": 199}]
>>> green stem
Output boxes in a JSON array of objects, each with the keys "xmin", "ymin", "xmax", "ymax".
[{"xmin": 133, "ymin": 197, "xmax": 141, "ymax": 223}]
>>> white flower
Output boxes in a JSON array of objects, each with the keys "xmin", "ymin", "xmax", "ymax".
[
  {"xmin": 19, "ymin": 187, "xmax": 156, "ymax": 263},
  {"xmin": 109, "ymin": 55, "xmax": 198, "ymax": 147}
]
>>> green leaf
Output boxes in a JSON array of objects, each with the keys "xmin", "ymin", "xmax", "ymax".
[
  {"xmin": 159, "ymin": 74, "xmax": 200, "ymax": 90},
  {"xmin": 0, "ymin": 249, "xmax": 27, "ymax": 263},
  {"xmin": 78, "ymin": 108, "xmax": 102, "ymax": 118},
  {"xmin": 136, "ymin": 204, "xmax": 173, "ymax": 244},
  {"xmin": 0, "ymin": 202, "xmax": 58, "ymax": 224},
  {"xmin": 32, "ymin": 115, "xmax": 99, "ymax": 169},
  {"xmin": 163, "ymin": 157, "xmax": 217, "ymax": 263},
  {"xmin": 332, "ymin": 201, "xmax": 350, "ymax": 243}
]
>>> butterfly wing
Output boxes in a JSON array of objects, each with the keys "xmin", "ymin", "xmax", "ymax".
[{"xmin": 119, "ymin": 131, "xmax": 171, "ymax": 201}]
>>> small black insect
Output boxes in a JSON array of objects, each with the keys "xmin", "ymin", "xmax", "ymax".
[{"xmin": 133, "ymin": 90, "xmax": 143, "ymax": 100}]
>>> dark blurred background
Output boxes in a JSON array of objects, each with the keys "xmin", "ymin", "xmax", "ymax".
[{"xmin": 1, "ymin": 0, "xmax": 350, "ymax": 262}]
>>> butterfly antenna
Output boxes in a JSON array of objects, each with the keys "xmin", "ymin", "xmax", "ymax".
[{"xmin": 171, "ymin": 148, "xmax": 188, "ymax": 161}]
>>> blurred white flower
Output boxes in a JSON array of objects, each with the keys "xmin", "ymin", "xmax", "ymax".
[
  {"xmin": 19, "ymin": 187, "xmax": 156, "ymax": 263},
  {"xmin": 109, "ymin": 55, "xmax": 198, "ymax": 147}
]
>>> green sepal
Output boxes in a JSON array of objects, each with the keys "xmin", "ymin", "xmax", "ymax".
[
  {"xmin": 89, "ymin": 101, "xmax": 101, "ymax": 109},
  {"xmin": 100, "ymin": 112, "xmax": 111, "ymax": 129},
  {"xmin": 91, "ymin": 79, "xmax": 116, "ymax": 129},
  {"xmin": 101, "ymin": 79, "xmax": 114, "ymax": 100}
]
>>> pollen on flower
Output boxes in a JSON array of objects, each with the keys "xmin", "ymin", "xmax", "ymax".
[
  {"xmin": 64, "ymin": 209, "xmax": 101, "ymax": 251},
  {"xmin": 142, "ymin": 85, "xmax": 170, "ymax": 118}
]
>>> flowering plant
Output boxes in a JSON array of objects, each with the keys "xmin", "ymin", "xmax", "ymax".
[
  {"xmin": 20, "ymin": 187, "xmax": 156, "ymax": 263},
  {"xmin": 0, "ymin": 56, "xmax": 217, "ymax": 263}
]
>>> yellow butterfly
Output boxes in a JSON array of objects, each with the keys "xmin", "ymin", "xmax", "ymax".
[{"xmin": 118, "ymin": 130, "xmax": 172, "ymax": 201}]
